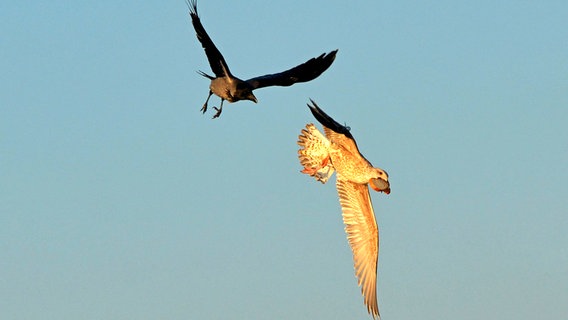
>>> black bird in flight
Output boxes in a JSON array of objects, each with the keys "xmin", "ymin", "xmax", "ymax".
[{"xmin": 187, "ymin": 0, "xmax": 338, "ymax": 118}]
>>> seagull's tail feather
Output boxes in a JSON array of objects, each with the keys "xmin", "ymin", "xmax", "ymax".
[{"xmin": 297, "ymin": 123, "xmax": 335, "ymax": 183}]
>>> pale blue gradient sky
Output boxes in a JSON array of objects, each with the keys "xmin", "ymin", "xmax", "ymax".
[{"xmin": 1, "ymin": 1, "xmax": 567, "ymax": 319}]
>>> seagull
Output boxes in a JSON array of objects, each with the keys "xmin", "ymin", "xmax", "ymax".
[
  {"xmin": 187, "ymin": 0, "xmax": 338, "ymax": 118},
  {"xmin": 297, "ymin": 100, "xmax": 390, "ymax": 320}
]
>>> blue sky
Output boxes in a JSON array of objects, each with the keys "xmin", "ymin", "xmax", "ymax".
[{"xmin": 1, "ymin": 1, "xmax": 567, "ymax": 319}]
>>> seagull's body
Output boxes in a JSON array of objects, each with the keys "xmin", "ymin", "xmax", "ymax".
[
  {"xmin": 187, "ymin": 0, "xmax": 337, "ymax": 118},
  {"xmin": 297, "ymin": 101, "xmax": 390, "ymax": 320}
]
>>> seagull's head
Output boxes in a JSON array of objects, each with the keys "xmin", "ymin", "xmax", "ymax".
[{"xmin": 369, "ymin": 168, "xmax": 390, "ymax": 194}]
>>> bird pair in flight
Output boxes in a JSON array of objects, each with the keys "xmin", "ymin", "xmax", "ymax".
[{"xmin": 187, "ymin": 1, "xmax": 390, "ymax": 319}]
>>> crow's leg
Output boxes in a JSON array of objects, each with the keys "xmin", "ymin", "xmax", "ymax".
[
  {"xmin": 212, "ymin": 99, "xmax": 224, "ymax": 119},
  {"xmin": 201, "ymin": 90, "xmax": 213, "ymax": 114}
]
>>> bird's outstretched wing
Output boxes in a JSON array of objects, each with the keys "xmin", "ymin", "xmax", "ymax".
[
  {"xmin": 246, "ymin": 50, "xmax": 338, "ymax": 89},
  {"xmin": 307, "ymin": 100, "xmax": 364, "ymax": 158},
  {"xmin": 187, "ymin": 0, "xmax": 232, "ymax": 78},
  {"xmin": 336, "ymin": 175, "xmax": 380, "ymax": 320}
]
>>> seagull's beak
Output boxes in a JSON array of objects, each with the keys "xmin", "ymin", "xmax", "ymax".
[{"xmin": 370, "ymin": 178, "xmax": 390, "ymax": 194}]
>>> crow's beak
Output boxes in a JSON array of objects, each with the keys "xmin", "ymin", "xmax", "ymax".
[{"xmin": 248, "ymin": 94, "xmax": 258, "ymax": 103}]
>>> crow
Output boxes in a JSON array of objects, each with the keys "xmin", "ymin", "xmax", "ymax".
[{"xmin": 187, "ymin": 0, "xmax": 338, "ymax": 118}]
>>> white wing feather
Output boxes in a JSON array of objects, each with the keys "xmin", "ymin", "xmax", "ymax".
[{"xmin": 336, "ymin": 174, "xmax": 380, "ymax": 320}]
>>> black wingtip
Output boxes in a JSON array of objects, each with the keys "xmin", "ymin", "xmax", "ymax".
[
  {"xmin": 328, "ymin": 49, "xmax": 339, "ymax": 60},
  {"xmin": 320, "ymin": 49, "xmax": 338, "ymax": 64},
  {"xmin": 306, "ymin": 99, "xmax": 329, "ymax": 126},
  {"xmin": 317, "ymin": 49, "xmax": 338, "ymax": 66},
  {"xmin": 187, "ymin": 0, "xmax": 198, "ymax": 16},
  {"xmin": 306, "ymin": 99, "xmax": 352, "ymax": 137}
]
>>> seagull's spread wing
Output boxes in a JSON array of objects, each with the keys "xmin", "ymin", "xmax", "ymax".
[
  {"xmin": 188, "ymin": 0, "xmax": 232, "ymax": 77},
  {"xmin": 307, "ymin": 100, "xmax": 363, "ymax": 157},
  {"xmin": 246, "ymin": 50, "xmax": 337, "ymax": 89},
  {"xmin": 336, "ymin": 175, "xmax": 380, "ymax": 320}
]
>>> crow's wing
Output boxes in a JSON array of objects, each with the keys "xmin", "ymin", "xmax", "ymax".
[
  {"xmin": 188, "ymin": 0, "xmax": 232, "ymax": 78},
  {"xmin": 246, "ymin": 50, "xmax": 337, "ymax": 89},
  {"xmin": 336, "ymin": 175, "xmax": 380, "ymax": 320}
]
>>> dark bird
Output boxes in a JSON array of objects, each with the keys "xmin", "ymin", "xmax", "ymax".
[
  {"xmin": 187, "ymin": 0, "xmax": 338, "ymax": 118},
  {"xmin": 297, "ymin": 100, "xmax": 390, "ymax": 320}
]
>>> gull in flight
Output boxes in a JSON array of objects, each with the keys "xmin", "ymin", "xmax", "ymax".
[
  {"xmin": 187, "ymin": 0, "xmax": 338, "ymax": 118},
  {"xmin": 297, "ymin": 100, "xmax": 390, "ymax": 320}
]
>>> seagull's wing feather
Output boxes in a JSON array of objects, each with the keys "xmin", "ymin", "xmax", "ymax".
[
  {"xmin": 336, "ymin": 175, "xmax": 380, "ymax": 320},
  {"xmin": 188, "ymin": 0, "xmax": 232, "ymax": 77},
  {"xmin": 246, "ymin": 50, "xmax": 337, "ymax": 89},
  {"xmin": 307, "ymin": 100, "xmax": 363, "ymax": 157}
]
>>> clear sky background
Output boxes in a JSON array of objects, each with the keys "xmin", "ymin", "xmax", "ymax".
[{"xmin": 1, "ymin": 1, "xmax": 567, "ymax": 319}]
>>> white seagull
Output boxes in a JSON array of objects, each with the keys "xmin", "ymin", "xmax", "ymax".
[{"xmin": 297, "ymin": 100, "xmax": 390, "ymax": 320}]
